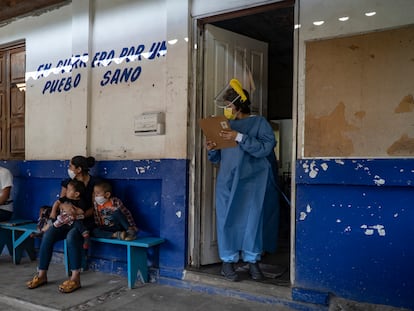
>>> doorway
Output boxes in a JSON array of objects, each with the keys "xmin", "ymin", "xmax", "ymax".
[{"xmin": 192, "ymin": 1, "xmax": 294, "ymax": 287}]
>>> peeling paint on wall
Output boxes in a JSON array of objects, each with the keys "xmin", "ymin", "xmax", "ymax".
[
  {"xmin": 354, "ymin": 110, "xmax": 366, "ymax": 119},
  {"xmin": 299, "ymin": 212, "xmax": 307, "ymax": 221},
  {"xmin": 302, "ymin": 160, "xmax": 321, "ymax": 178},
  {"xmin": 387, "ymin": 134, "xmax": 414, "ymax": 155},
  {"xmin": 344, "ymin": 226, "xmax": 351, "ymax": 233},
  {"xmin": 361, "ymin": 224, "xmax": 386, "ymax": 236},
  {"xmin": 299, "ymin": 204, "xmax": 312, "ymax": 221},
  {"xmin": 394, "ymin": 94, "xmax": 414, "ymax": 113},
  {"xmin": 305, "ymin": 102, "xmax": 357, "ymax": 157},
  {"xmin": 373, "ymin": 175, "xmax": 385, "ymax": 186},
  {"xmin": 320, "ymin": 163, "xmax": 328, "ymax": 171},
  {"xmin": 298, "ymin": 159, "xmax": 414, "ymax": 187},
  {"xmin": 136, "ymin": 166, "xmax": 150, "ymax": 174},
  {"xmin": 353, "ymin": 161, "xmax": 372, "ymax": 175}
]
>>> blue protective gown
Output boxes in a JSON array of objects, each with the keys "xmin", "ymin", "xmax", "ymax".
[{"xmin": 208, "ymin": 115, "xmax": 280, "ymax": 263}]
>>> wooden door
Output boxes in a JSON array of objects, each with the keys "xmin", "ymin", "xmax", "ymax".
[{"xmin": 0, "ymin": 42, "xmax": 25, "ymax": 159}]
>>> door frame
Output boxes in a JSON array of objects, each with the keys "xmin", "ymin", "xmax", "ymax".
[{"xmin": 188, "ymin": 0, "xmax": 298, "ymax": 284}]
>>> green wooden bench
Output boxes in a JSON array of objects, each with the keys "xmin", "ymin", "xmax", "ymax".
[
  {"xmin": 0, "ymin": 219, "xmax": 38, "ymax": 264},
  {"xmin": 64, "ymin": 236, "xmax": 165, "ymax": 289}
]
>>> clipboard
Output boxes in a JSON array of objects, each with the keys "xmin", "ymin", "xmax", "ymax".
[{"xmin": 198, "ymin": 115, "xmax": 237, "ymax": 149}]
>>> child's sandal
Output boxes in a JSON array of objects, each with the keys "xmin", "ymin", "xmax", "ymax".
[
  {"xmin": 113, "ymin": 231, "xmax": 126, "ymax": 240},
  {"xmin": 124, "ymin": 229, "xmax": 137, "ymax": 241},
  {"xmin": 26, "ymin": 274, "xmax": 47, "ymax": 289}
]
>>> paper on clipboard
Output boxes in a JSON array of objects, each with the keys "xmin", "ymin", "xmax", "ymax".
[{"xmin": 198, "ymin": 115, "xmax": 237, "ymax": 149}]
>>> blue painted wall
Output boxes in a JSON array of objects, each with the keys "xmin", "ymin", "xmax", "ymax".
[
  {"xmin": 2, "ymin": 159, "xmax": 188, "ymax": 280},
  {"xmin": 4, "ymin": 158, "xmax": 414, "ymax": 309},
  {"xmin": 295, "ymin": 159, "xmax": 414, "ymax": 309}
]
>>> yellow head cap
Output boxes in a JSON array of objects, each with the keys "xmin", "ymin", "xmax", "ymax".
[{"xmin": 229, "ymin": 78, "xmax": 247, "ymax": 103}]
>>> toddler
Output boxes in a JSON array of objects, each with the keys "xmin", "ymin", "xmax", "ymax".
[
  {"xmin": 92, "ymin": 181, "xmax": 138, "ymax": 240},
  {"xmin": 50, "ymin": 179, "xmax": 90, "ymax": 249}
]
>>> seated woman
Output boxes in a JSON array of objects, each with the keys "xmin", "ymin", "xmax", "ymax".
[{"xmin": 26, "ymin": 155, "xmax": 101, "ymax": 293}]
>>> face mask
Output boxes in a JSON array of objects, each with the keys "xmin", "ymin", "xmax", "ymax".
[
  {"xmin": 67, "ymin": 169, "xmax": 76, "ymax": 179},
  {"xmin": 224, "ymin": 107, "xmax": 237, "ymax": 120},
  {"xmin": 95, "ymin": 196, "xmax": 107, "ymax": 205}
]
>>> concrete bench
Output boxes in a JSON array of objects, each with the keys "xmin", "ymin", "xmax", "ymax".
[
  {"xmin": 0, "ymin": 219, "xmax": 38, "ymax": 264},
  {"xmin": 64, "ymin": 236, "xmax": 165, "ymax": 289}
]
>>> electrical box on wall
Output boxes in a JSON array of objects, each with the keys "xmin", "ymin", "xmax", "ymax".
[{"xmin": 134, "ymin": 112, "xmax": 165, "ymax": 135}]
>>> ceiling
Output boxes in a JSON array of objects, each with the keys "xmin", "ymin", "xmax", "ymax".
[{"xmin": 0, "ymin": 0, "xmax": 68, "ymax": 23}]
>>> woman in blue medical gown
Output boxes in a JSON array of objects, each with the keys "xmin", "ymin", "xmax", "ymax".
[{"xmin": 206, "ymin": 83, "xmax": 280, "ymax": 282}]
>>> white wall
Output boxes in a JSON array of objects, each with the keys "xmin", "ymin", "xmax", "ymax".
[
  {"xmin": 4, "ymin": 0, "xmax": 411, "ymax": 160},
  {"xmin": 0, "ymin": 0, "xmax": 189, "ymax": 160},
  {"xmin": 90, "ymin": 0, "xmax": 168, "ymax": 159}
]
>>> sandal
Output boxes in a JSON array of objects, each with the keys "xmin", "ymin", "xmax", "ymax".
[
  {"xmin": 26, "ymin": 274, "xmax": 47, "ymax": 289},
  {"xmin": 58, "ymin": 279, "xmax": 81, "ymax": 293},
  {"xmin": 112, "ymin": 231, "xmax": 126, "ymax": 240}
]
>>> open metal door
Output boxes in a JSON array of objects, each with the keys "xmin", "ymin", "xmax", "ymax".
[{"xmin": 200, "ymin": 24, "xmax": 268, "ymax": 265}]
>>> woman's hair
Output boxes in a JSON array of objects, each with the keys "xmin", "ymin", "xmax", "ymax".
[
  {"xmin": 71, "ymin": 155, "xmax": 96, "ymax": 175},
  {"xmin": 223, "ymin": 88, "xmax": 251, "ymax": 114}
]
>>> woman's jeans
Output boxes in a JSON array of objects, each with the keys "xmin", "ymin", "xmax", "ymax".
[
  {"xmin": 92, "ymin": 209, "xmax": 130, "ymax": 238},
  {"xmin": 39, "ymin": 225, "xmax": 83, "ymax": 271},
  {"xmin": 0, "ymin": 209, "xmax": 12, "ymax": 221}
]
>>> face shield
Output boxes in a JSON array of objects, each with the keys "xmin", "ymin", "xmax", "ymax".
[{"xmin": 214, "ymin": 78, "xmax": 247, "ymax": 108}]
